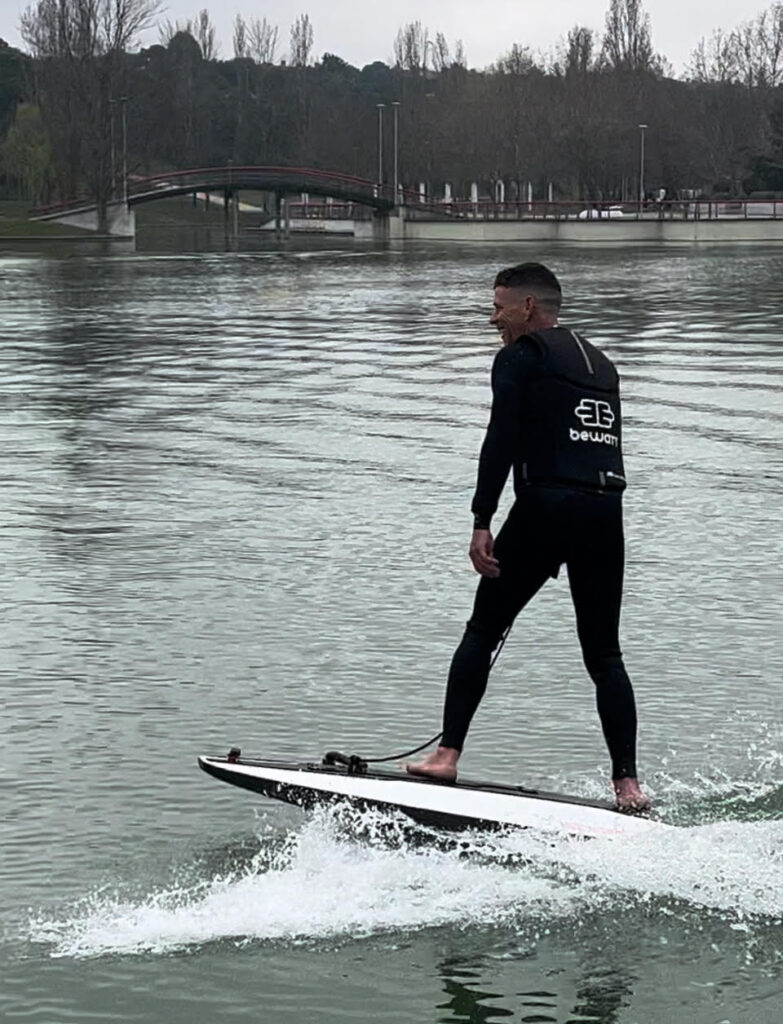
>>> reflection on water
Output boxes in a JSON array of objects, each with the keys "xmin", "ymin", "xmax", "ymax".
[
  {"xmin": 436, "ymin": 958, "xmax": 635, "ymax": 1024},
  {"xmin": 1, "ymin": 242, "xmax": 782, "ymax": 1024}
]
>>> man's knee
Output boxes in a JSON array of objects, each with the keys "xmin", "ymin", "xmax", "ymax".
[
  {"xmin": 583, "ymin": 651, "xmax": 627, "ymax": 687},
  {"xmin": 463, "ymin": 618, "xmax": 507, "ymax": 653}
]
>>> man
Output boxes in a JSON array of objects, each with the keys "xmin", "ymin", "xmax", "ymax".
[{"xmin": 407, "ymin": 262, "xmax": 649, "ymax": 812}]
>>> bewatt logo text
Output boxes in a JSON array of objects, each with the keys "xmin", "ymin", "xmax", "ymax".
[{"xmin": 570, "ymin": 398, "xmax": 619, "ymax": 447}]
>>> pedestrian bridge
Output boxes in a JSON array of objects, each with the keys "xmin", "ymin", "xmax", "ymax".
[
  {"xmin": 127, "ymin": 166, "xmax": 397, "ymax": 210},
  {"xmin": 30, "ymin": 165, "xmax": 399, "ymax": 236}
]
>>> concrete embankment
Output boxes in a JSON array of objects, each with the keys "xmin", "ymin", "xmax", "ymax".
[{"xmin": 357, "ymin": 214, "xmax": 783, "ymax": 244}]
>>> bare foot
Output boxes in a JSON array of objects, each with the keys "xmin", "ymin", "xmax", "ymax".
[
  {"xmin": 613, "ymin": 777, "xmax": 651, "ymax": 813},
  {"xmin": 405, "ymin": 746, "xmax": 460, "ymax": 782}
]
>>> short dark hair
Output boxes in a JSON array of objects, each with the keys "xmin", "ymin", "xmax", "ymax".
[{"xmin": 493, "ymin": 262, "xmax": 562, "ymax": 313}]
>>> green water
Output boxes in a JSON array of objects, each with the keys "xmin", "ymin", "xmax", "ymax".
[{"xmin": 1, "ymin": 237, "xmax": 781, "ymax": 1022}]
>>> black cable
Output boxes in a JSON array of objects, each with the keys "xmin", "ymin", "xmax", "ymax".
[
  {"xmin": 489, "ymin": 623, "xmax": 513, "ymax": 670},
  {"xmin": 345, "ymin": 623, "xmax": 514, "ymax": 767},
  {"xmin": 361, "ymin": 731, "xmax": 444, "ymax": 765}
]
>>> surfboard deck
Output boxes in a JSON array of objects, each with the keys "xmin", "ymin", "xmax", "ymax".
[{"xmin": 198, "ymin": 753, "xmax": 665, "ymax": 839}]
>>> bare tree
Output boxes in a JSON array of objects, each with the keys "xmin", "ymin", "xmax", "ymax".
[
  {"xmin": 687, "ymin": 29, "xmax": 738, "ymax": 83},
  {"xmin": 733, "ymin": 4, "xmax": 783, "ymax": 87},
  {"xmin": 160, "ymin": 9, "xmax": 218, "ymax": 60},
  {"xmin": 427, "ymin": 31, "xmax": 466, "ymax": 71},
  {"xmin": 21, "ymin": 0, "xmax": 160, "ymax": 222},
  {"xmin": 195, "ymin": 9, "xmax": 219, "ymax": 61},
  {"xmin": 493, "ymin": 43, "xmax": 537, "ymax": 75},
  {"xmin": 248, "ymin": 17, "xmax": 278, "ymax": 64},
  {"xmin": 759, "ymin": 3, "xmax": 783, "ymax": 85},
  {"xmin": 431, "ymin": 32, "xmax": 450, "ymax": 72},
  {"xmin": 688, "ymin": 4, "xmax": 783, "ymax": 87},
  {"xmin": 393, "ymin": 21, "xmax": 429, "ymax": 73},
  {"xmin": 601, "ymin": 0, "xmax": 657, "ymax": 72},
  {"xmin": 24, "ymin": 0, "xmax": 159, "ymax": 57},
  {"xmin": 565, "ymin": 26, "xmax": 596, "ymax": 75},
  {"xmin": 289, "ymin": 13, "xmax": 313, "ymax": 67},
  {"xmin": 233, "ymin": 14, "xmax": 247, "ymax": 59},
  {"xmin": 159, "ymin": 18, "xmax": 194, "ymax": 46}
]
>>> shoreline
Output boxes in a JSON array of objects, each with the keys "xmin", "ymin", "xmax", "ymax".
[{"xmin": 0, "ymin": 233, "xmax": 132, "ymax": 242}]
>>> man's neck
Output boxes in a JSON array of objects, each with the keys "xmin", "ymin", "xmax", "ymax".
[
  {"xmin": 507, "ymin": 317, "xmax": 558, "ymax": 344},
  {"xmin": 529, "ymin": 316, "xmax": 558, "ymax": 332}
]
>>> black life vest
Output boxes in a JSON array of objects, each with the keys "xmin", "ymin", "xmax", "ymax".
[{"xmin": 514, "ymin": 327, "xmax": 626, "ymax": 492}]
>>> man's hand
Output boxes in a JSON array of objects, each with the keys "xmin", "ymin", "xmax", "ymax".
[{"xmin": 469, "ymin": 529, "xmax": 500, "ymax": 578}]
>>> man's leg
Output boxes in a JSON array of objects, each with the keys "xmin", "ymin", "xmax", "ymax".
[
  {"xmin": 565, "ymin": 495, "xmax": 649, "ymax": 810},
  {"xmin": 407, "ymin": 512, "xmax": 554, "ymax": 780}
]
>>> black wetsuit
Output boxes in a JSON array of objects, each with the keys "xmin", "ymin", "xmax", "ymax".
[{"xmin": 442, "ymin": 327, "xmax": 639, "ymax": 780}]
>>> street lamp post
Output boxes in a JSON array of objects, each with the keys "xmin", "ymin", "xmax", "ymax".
[
  {"xmin": 376, "ymin": 103, "xmax": 385, "ymax": 190},
  {"xmin": 120, "ymin": 96, "xmax": 129, "ymax": 207},
  {"xmin": 109, "ymin": 99, "xmax": 117, "ymax": 200},
  {"xmin": 392, "ymin": 101, "xmax": 400, "ymax": 207},
  {"xmin": 638, "ymin": 123, "xmax": 648, "ymax": 214}
]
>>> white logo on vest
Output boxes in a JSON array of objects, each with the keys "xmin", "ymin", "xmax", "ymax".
[
  {"xmin": 574, "ymin": 399, "xmax": 615, "ymax": 429},
  {"xmin": 570, "ymin": 399, "xmax": 619, "ymax": 447}
]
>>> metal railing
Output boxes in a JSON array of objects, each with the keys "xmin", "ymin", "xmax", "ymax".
[
  {"xmin": 127, "ymin": 165, "xmax": 399, "ymax": 207},
  {"xmin": 404, "ymin": 197, "xmax": 783, "ymax": 222}
]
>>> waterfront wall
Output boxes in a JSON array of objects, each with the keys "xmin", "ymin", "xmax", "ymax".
[{"xmin": 361, "ymin": 214, "xmax": 783, "ymax": 244}]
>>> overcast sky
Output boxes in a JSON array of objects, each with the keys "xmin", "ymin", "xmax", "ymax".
[{"xmin": 0, "ymin": 0, "xmax": 771, "ymax": 72}]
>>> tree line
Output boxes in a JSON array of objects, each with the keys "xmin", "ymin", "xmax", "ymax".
[{"xmin": 1, "ymin": 0, "xmax": 783, "ymax": 224}]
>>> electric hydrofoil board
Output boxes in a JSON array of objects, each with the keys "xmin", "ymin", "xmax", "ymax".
[{"xmin": 198, "ymin": 750, "xmax": 665, "ymax": 839}]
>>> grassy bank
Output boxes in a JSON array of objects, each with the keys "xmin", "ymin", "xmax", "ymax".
[
  {"xmin": 0, "ymin": 192, "xmax": 274, "ymax": 239},
  {"xmin": 134, "ymin": 193, "xmax": 269, "ymax": 231},
  {"xmin": 0, "ymin": 200, "xmax": 94, "ymax": 238}
]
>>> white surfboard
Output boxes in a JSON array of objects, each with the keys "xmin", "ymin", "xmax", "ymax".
[{"xmin": 198, "ymin": 752, "xmax": 665, "ymax": 839}]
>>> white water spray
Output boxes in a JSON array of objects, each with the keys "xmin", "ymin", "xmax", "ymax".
[{"xmin": 28, "ymin": 795, "xmax": 783, "ymax": 960}]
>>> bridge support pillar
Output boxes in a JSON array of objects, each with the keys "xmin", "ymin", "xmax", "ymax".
[
  {"xmin": 353, "ymin": 208, "xmax": 405, "ymax": 242},
  {"xmin": 274, "ymin": 192, "xmax": 291, "ymax": 240},
  {"xmin": 222, "ymin": 188, "xmax": 240, "ymax": 246}
]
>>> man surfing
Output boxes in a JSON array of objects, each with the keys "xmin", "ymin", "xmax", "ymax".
[{"xmin": 407, "ymin": 263, "xmax": 649, "ymax": 812}]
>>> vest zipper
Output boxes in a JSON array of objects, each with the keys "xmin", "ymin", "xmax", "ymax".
[{"xmin": 567, "ymin": 330, "xmax": 594, "ymax": 376}]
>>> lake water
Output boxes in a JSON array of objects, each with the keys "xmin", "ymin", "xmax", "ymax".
[{"xmin": 1, "ymin": 232, "xmax": 781, "ymax": 1023}]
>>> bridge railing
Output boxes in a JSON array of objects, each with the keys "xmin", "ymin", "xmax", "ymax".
[
  {"xmin": 127, "ymin": 165, "xmax": 399, "ymax": 206},
  {"xmin": 282, "ymin": 201, "xmax": 373, "ymax": 221}
]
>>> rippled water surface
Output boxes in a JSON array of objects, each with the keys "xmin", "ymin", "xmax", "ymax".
[{"xmin": 1, "ymin": 238, "xmax": 782, "ymax": 1023}]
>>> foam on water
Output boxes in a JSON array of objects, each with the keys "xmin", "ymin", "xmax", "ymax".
[
  {"xmin": 28, "ymin": 792, "xmax": 783, "ymax": 960},
  {"xmin": 28, "ymin": 811, "xmax": 577, "ymax": 958}
]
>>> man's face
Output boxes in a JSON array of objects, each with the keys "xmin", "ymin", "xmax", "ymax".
[{"xmin": 490, "ymin": 286, "xmax": 534, "ymax": 346}]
